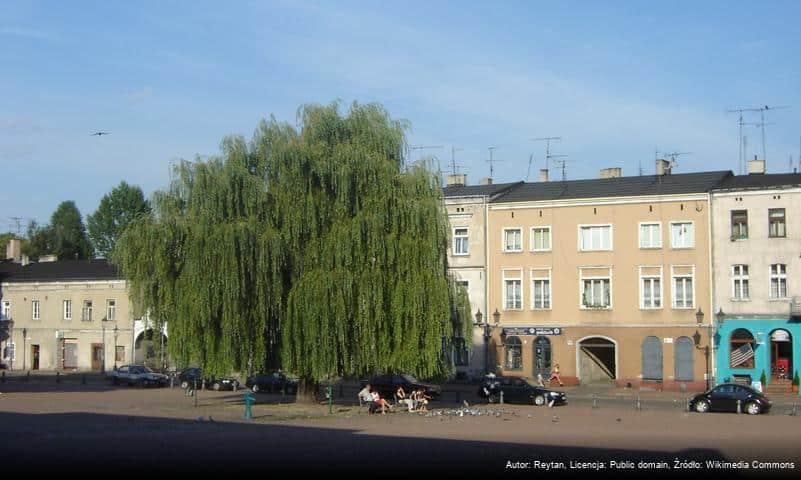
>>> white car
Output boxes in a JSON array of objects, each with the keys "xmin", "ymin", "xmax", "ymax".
[{"xmin": 108, "ymin": 364, "xmax": 169, "ymax": 387}]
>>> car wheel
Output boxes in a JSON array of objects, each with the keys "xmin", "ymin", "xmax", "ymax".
[
  {"xmin": 252, "ymin": 384, "xmax": 260, "ymax": 393},
  {"xmin": 487, "ymin": 393, "xmax": 497, "ymax": 404},
  {"xmin": 212, "ymin": 382, "xmax": 221, "ymax": 391},
  {"xmin": 180, "ymin": 381, "xmax": 189, "ymax": 390},
  {"xmin": 533, "ymin": 395, "xmax": 546, "ymax": 406},
  {"xmin": 694, "ymin": 400, "xmax": 710, "ymax": 413},
  {"xmin": 745, "ymin": 402, "xmax": 761, "ymax": 415}
]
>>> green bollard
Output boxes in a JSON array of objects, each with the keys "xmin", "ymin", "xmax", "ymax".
[{"xmin": 244, "ymin": 391, "xmax": 255, "ymax": 420}]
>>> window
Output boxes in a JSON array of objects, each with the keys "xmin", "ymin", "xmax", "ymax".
[
  {"xmin": 504, "ymin": 279, "xmax": 522, "ymax": 310},
  {"xmin": 32, "ymin": 300, "xmax": 40, "ymax": 321},
  {"xmin": 639, "ymin": 266, "xmax": 662, "ymax": 309},
  {"xmin": 115, "ymin": 346, "xmax": 125, "ymax": 363},
  {"xmin": 729, "ymin": 329, "xmax": 755, "ymax": 368},
  {"xmin": 1, "ymin": 301, "xmax": 9, "ymax": 320},
  {"xmin": 530, "ymin": 226, "xmax": 551, "ymax": 252},
  {"xmin": 639, "ymin": 222, "xmax": 661, "ymax": 249},
  {"xmin": 106, "ymin": 299, "xmax": 116, "ymax": 321},
  {"xmin": 503, "ymin": 228, "xmax": 522, "ymax": 252},
  {"xmin": 505, "ymin": 336, "xmax": 523, "ymax": 370},
  {"xmin": 531, "ymin": 269, "xmax": 551, "ymax": 309},
  {"xmin": 579, "ymin": 225, "xmax": 612, "ymax": 251},
  {"xmin": 770, "ymin": 264, "xmax": 787, "ymax": 299},
  {"xmin": 63, "ymin": 300, "xmax": 72, "ymax": 321},
  {"xmin": 731, "ymin": 210, "xmax": 748, "ymax": 239},
  {"xmin": 769, "ymin": 209, "xmax": 786, "ymax": 238},
  {"xmin": 732, "ymin": 265, "xmax": 749, "ymax": 300},
  {"xmin": 672, "ymin": 266, "xmax": 695, "ymax": 309},
  {"xmin": 582, "ymin": 279, "xmax": 611, "ymax": 308},
  {"xmin": 452, "ymin": 228, "xmax": 469, "ymax": 255},
  {"xmin": 670, "ymin": 222, "xmax": 694, "ymax": 249},
  {"xmin": 81, "ymin": 300, "xmax": 93, "ymax": 322}
]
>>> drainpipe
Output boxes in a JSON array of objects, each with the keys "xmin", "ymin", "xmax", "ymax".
[
  {"xmin": 707, "ymin": 192, "xmax": 716, "ymax": 387},
  {"xmin": 484, "ymin": 195, "xmax": 491, "ymax": 373}
]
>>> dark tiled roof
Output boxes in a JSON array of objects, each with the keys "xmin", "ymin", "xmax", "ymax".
[
  {"xmin": 715, "ymin": 173, "xmax": 801, "ymax": 191},
  {"xmin": 491, "ymin": 171, "xmax": 732, "ymax": 204},
  {"xmin": 0, "ymin": 260, "xmax": 21, "ymax": 282},
  {"xmin": 4, "ymin": 260, "xmax": 120, "ymax": 283},
  {"xmin": 443, "ymin": 181, "xmax": 523, "ymax": 198}
]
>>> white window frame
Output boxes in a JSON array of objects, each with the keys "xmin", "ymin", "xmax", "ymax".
[
  {"xmin": 502, "ymin": 228, "xmax": 523, "ymax": 253},
  {"xmin": 530, "ymin": 226, "xmax": 552, "ymax": 252},
  {"xmin": 530, "ymin": 268, "xmax": 552, "ymax": 310},
  {"xmin": 671, "ymin": 265, "xmax": 696, "ymax": 309},
  {"xmin": 106, "ymin": 299, "xmax": 116, "ymax": 321},
  {"xmin": 670, "ymin": 221, "xmax": 695, "ymax": 249},
  {"xmin": 639, "ymin": 266, "xmax": 663, "ymax": 310},
  {"xmin": 82, "ymin": 300, "xmax": 93, "ymax": 322},
  {"xmin": 731, "ymin": 265, "xmax": 749, "ymax": 301},
  {"xmin": 578, "ymin": 224, "xmax": 613, "ymax": 252},
  {"xmin": 63, "ymin": 300, "xmax": 72, "ymax": 321},
  {"xmin": 579, "ymin": 267, "xmax": 613, "ymax": 310},
  {"xmin": 32, "ymin": 300, "xmax": 40, "ymax": 321},
  {"xmin": 502, "ymin": 268, "xmax": 523, "ymax": 311},
  {"xmin": 638, "ymin": 222, "xmax": 662, "ymax": 249},
  {"xmin": 768, "ymin": 208, "xmax": 787, "ymax": 238},
  {"xmin": 452, "ymin": 227, "xmax": 469, "ymax": 256},
  {"xmin": 769, "ymin": 264, "xmax": 788, "ymax": 299}
]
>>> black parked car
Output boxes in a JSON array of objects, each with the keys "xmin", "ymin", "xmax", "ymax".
[
  {"xmin": 478, "ymin": 375, "xmax": 567, "ymax": 406},
  {"xmin": 689, "ymin": 383, "xmax": 771, "ymax": 415},
  {"xmin": 368, "ymin": 374, "xmax": 442, "ymax": 400},
  {"xmin": 178, "ymin": 367, "xmax": 240, "ymax": 391},
  {"xmin": 245, "ymin": 372, "xmax": 298, "ymax": 394}
]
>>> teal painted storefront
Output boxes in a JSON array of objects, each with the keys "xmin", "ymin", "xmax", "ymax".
[{"xmin": 714, "ymin": 318, "xmax": 801, "ymax": 394}]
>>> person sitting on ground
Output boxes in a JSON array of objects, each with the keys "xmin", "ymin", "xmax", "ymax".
[
  {"xmin": 415, "ymin": 389, "xmax": 431, "ymax": 413},
  {"xmin": 395, "ymin": 385, "xmax": 413, "ymax": 412},
  {"xmin": 358, "ymin": 383, "xmax": 379, "ymax": 413},
  {"xmin": 548, "ymin": 364, "xmax": 564, "ymax": 387}
]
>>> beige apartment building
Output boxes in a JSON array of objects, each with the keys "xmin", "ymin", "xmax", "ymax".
[
  {"xmin": 0, "ymin": 251, "xmax": 142, "ymax": 372},
  {"xmin": 443, "ymin": 175, "xmax": 521, "ymax": 379},
  {"xmin": 485, "ymin": 168, "xmax": 731, "ymax": 391}
]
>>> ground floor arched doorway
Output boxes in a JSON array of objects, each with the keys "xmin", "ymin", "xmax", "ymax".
[
  {"xmin": 770, "ymin": 329, "xmax": 792, "ymax": 381},
  {"xmin": 134, "ymin": 329, "xmax": 169, "ymax": 370},
  {"xmin": 577, "ymin": 336, "xmax": 616, "ymax": 384}
]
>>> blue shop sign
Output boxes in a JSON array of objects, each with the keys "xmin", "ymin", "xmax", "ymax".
[{"xmin": 502, "ymin": 327, "xmax": 563, "ymax": 336}]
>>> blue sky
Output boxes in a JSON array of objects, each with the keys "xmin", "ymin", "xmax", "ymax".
[{"xmin": 2, "ymin": 0, "xmax": 800, "ymax": 229}]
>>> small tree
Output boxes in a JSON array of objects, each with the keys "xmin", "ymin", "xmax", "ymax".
[
  {"xmin": 792, "ymin": 371, "xmax": 799, "ymax": 386},
  {"xmin": 760, "ymin": 369, "xmax": 768, "ymax": 386}
]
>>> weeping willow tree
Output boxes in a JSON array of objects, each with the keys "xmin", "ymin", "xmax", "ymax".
[{"xmin": 113, "ymin": 102, "xmax": 471, "ymax": 399}]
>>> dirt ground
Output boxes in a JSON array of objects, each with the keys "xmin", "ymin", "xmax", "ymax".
[{"xmin": 1, "ymin": 384, "xmax": 799, "ymax": 477}]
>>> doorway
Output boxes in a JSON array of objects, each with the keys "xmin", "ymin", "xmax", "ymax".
[
  {"xmin": 91, "ymin": 344, "xmax": 103, "ymax": 371},
  {"xmin": 31, "ymin": 345, "xmax": 39, "ymax": 370},
  {"xmin": 533, "ymin": 337, "xmax": 552, "ymax": 379},
  {"xmin": 577, "ymin": 337, "xmax": 617, "ymax": 384},
  {"xmin": 770, "ymin": 329, "xmax": 792, "ymax": 380}
]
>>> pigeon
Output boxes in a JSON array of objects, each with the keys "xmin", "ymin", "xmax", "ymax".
[
  {"xmin": 616, "ymin": 417, "xmax": 622, "ymax": 422},
  {"xmin": 90, "ymin": 131, "xmax": 110, "ymax": 136},
  {"xmin": 463, "ymin": 400, "xmax": 470, "ymax": 408},
  {"xmin": 551, "ymin": 415, "xmax": 559, "ymax": 423}
]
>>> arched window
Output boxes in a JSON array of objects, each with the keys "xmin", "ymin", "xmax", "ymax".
[
  {"xmin": 505, "ymin": 336, "xmax": 523, "ymax": 370},
  {"xmin": 674, "ymin": 337, "xmax": 694, "ymax": 381},
  {"xmin": 641, "ymin": 336, "xmax": 663, "ymax": 380},
  {"xmin": 730, "ymin": 329, "xmax": 755, "ymax": 368},
  {"xmin": 534, "ymin": 336, "xmax": 551, "ymax": 377}
]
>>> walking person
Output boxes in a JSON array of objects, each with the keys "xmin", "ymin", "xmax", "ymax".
[{"xmin": 548, "ymin": 364, "xmax": 564, "ymax": 387}]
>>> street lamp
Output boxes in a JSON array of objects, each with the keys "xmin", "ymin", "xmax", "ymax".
[
  {"xmin": 477, "ymin": 309, "xmax": 502, "ymax": 375},
  {"xmin": 100, "ymin": 316, "xmax": 110, "ymax": 374},
  {"xmin": 693, "ymin": 308, "xmax": 710, "ymax": 390},
  {"xmin": 22, "ymin": 327, "xmax": 27, "ymax": 371},
  {"xmin": 113, "ymin": 324, "xmax": 119, "ymax": 370}
]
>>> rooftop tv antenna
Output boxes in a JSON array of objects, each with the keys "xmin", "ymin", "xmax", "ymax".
[
  {"xmin": 728, "ymin": 105, "xmax": 789, "ymax": 170},
  {"xmin": 9, "ymin": 217, "xmax": 24, "ymax": 236},
  {"xmin": 526, "ymin": 154, "xmax": 535, "ymax": 181},
  {"xmin": 486, "ymin": 146, "xmax": 503, "ymax": 178},
  {"xmin": 531, "ymin": 136, "xmax": 562, "ymax": 171},
  {"xmin": 662, "ymin": 151, "xmax": 691, "ymax": 170},
  {"xmin": 409, "ymin": 144, "xmax": 443, "ymax": 172},
  {"xmin": 551, "ymin": 155, "xmax": 569, "ymax": 181},
  {"xmin": 449, "ymin": 146, "xmax": 464, "ymax": 175}
]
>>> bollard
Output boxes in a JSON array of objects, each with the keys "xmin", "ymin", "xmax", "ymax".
[
  {"xmin": 592, "ymin": 393, "xmax": 598, "ymax": 409},
  {"xmin": 635, "ymin": 395, "xmax": 641, "ymax": 411},
  {"xmin": 56, "ymin": 372, "xmax": 60, "ymax": 383},
  {"xmin": 791, "ymin": 402, "xmax": 797, "ymax": 416},
  {"xmin": 327, "ymin": 385, "xmax": 333, "ymax": 414},
  {"xmin": 500, "ymin": 391, "xmax": 504, "ymax": 405},
  {"xmin": 193, "ymin": 379, "xmax": 198, "ymax": 408},
  {"xmin": 244, "ymin": 390, "xmax": 255, "ymax": 420},
  {"xmin": 26, "ymin": 371, "xmax": 30, "ymax": 381},
  {"xmin": 2, "ymin": 371, "xmax": 5, "ymax": 383},
  {"xmin": 736, "ymin": 400, "xmax": 741, "ymax": 414}
]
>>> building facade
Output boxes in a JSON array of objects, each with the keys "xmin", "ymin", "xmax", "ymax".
[
  {"xmin": 443, "ymin": 177, "xmax": 520, "ymax": 379},
  {"xmin": 710, "ymin": 171, "xmax": 801, "ymax": 394},
  {"xmin": 0, "ymin": 259, "xmax": 143, "ymax": 371},
  {"xmin": 485, "ymin": 170, "xmax": 730, "ymax": 391}
]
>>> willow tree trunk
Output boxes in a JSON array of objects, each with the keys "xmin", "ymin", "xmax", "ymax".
[{"xmin": 295, "ymin": 377, "xmax": 319, "ymax": 404}]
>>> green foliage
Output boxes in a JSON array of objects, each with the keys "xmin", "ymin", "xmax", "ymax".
[
  {"xmin": 793, "ymin": 371, "xmax": 799, "ymax": 386},
  {"xmin": 22, "ymin": 202, "xmax": 93, "ymax": 260},
  {"xmin": 87, "ymin": 181, "xmax": 151, "ymax": 258},
  {"xmin": 113, "ymin": 102, "xmax": 472, "ymax": 380},
  {"xmin": 760, "ymin": 369, "xmax": 767, "ymax": 386}
]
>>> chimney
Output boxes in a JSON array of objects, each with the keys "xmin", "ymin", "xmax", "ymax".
[
  {"xmin": 5, "ymin": 238, "xmax": 22, "ymax": 263},
  {"xmin": 38, "ymin": 254, "xmax": 58, "ymax": 263},
  {"xmin": 479, "ymin": 177, "xmax": 493, "ymax": 185},
  {"xmin": 748, "ymin": 156, "xmax": 766, "ymax": 175},
  {"xmin": 445, "ymin": 173, "xmax": 468, "ymax": 187},
  {"xmin": 539, "ymin": 169, "xmax": 549, "ymax": 182},
  {"xmin": 600, "ymin": 167, "xmax": 622, "ymax": 179},
  {"xmin": 656, "ymin": 159, "xmax": 672, "ymax": 176}
]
